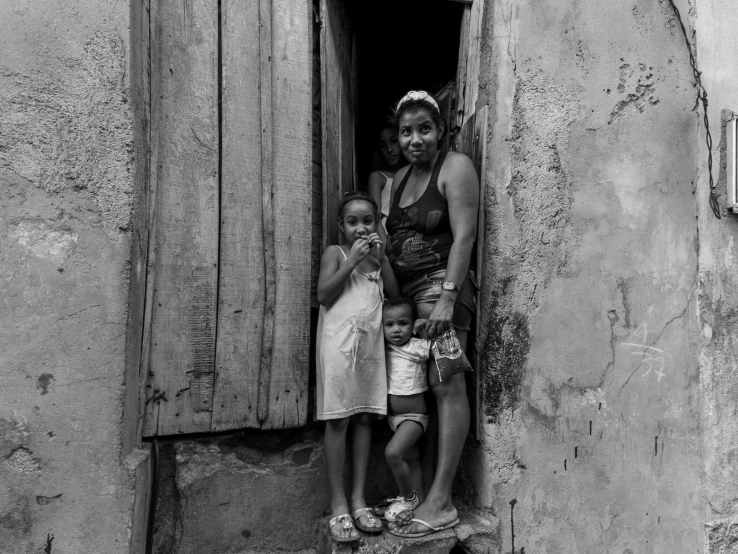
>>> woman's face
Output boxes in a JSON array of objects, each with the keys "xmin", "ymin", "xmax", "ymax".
[
  {"xmin": 378, "ymin": 128, "xmax": 402, "ymax": 167},
  {"xmin": 397, "ymin": 108, "xmax": 441, "ymax": 165}
]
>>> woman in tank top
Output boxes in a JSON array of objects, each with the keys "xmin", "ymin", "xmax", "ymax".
[{"xmin": 385, "ymin": 91, "xmax": 479, "ymax": 538}]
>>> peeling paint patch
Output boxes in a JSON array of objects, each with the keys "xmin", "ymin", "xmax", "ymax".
[
  {"xmin": 482, "ymin": 285, "xmax": 531, "ymax": 423},
  {"xmin": 10, "ymin": 221, "xmax": 78, "ymax": 261},
  {"xmin": 609, "ymin": 62, "xmax": 660, "ymax": 124},
  {"xmin": 36, "ymin": 373, "xmax": 55, "ymax": 395},
  {"xmin": 706, "ymin": 519, "xmax": 738, "ymax": 552},
  {"xmin": 36, "ymin": 494, "xmax": 63, "ymax": 505},
  {"xmin": 0, "ymin": 29, "xmax": 133, "ymax": 237},
  {"xmin": 0, "ymin": 495, "xmax": 32, "ymax": 542},
  {"xmin": 509, "ymin": 71, "xmax": 578, "ymax": 310},
  {"xmin": 6, "ymin": 446, "xmax": 41, "ymax": 473}
]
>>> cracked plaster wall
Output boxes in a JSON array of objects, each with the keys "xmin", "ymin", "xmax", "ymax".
[
  {"xmin": 0, "ymin": 1, "xmax": 147, "ymax": 552},
  {"xmin": 468, "ymin": 0, "xmax": 705, "ymax": 551},
  {"xmin": 694, "ymin": 2, "xmax": 738, "ymax": 552}
]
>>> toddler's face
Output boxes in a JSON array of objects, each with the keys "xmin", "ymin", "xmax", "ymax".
[{"xmin": 383, "ymin": 304, "xmax": 413, "ymax": 346}]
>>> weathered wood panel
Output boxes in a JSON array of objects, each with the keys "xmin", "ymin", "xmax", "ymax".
[
  {"xmin": 126, "ymin": 0, "xmax": 151, "ymax": 452},
  {"xmin": 263, "ymin": 0, "xmax": 313, "ymax": 428},
  {"xmin": 455, "ymin": 105, "xmax": 488, "ymax": 438},
  {"xmin": 456, "ymin": 0, "xmax": 484, "ymax": 129},
  {"xmin": 211, "ymin": 0, "xmax": 265, "ymax": 431},
  {"xmin": 321, "ymin": 0, "xmax": 357, "ymax": 250},
  {"xmin": 143, "ymin": 0, "xmax": 219, "ymax": 436},
  {"xmin": 311, "ymin": 13, "xmax": 323, "ymax": 307}
]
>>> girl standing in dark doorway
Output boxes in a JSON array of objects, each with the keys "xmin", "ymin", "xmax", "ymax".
[{"xmin": 368, "ymin": 125, "xmax": 405, "ymax": 239}]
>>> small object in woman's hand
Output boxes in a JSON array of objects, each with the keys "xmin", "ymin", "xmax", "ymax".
[{"xmin": 431, "ymin": 327, "xmax": 473, "ymax": 382}]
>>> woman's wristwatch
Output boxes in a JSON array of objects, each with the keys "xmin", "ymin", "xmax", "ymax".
[{"xmin": 442, "ymin": 281, "xmax": 461, "ymax": 293}]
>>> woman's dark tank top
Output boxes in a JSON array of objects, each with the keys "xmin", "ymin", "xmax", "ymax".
[{"xmin": 386, "ymin": 151, "xmax": 455, "ymax": 282}]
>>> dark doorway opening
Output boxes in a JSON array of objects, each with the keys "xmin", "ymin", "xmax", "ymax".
[
  {"xmin": 349, "ymin": 0, "xmax": 465, "ymax": 186},
  {"xmin": 309, "ymin": 0, "xmax": 468, "ymax": 420}
]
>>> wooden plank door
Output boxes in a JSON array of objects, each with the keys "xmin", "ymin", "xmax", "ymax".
[
  {"xmin": 143, "ymin": 0, "xmax": 312, "ymax": 436},
  {"xmin": 143, "ymin": 0, "xmax": 220, "ymax": 436},
  {"xmin": 455, "ymin": 105, "xmax": 488, "ymax": 438},
  {"xmin": 320, "ymin": 0, "xmax": 358, "ymax": 250}
]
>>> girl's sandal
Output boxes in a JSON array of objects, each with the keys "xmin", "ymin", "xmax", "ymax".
[
  {"xmin": 351, "ymin": 507, "xmax": 384, "ymax": 534},
  {"xmin": 328, "ymin": 514, "xmax": 360, "ymax": 543}
]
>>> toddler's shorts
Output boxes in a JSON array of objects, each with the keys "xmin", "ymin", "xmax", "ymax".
[{"xmin": 388, "ymin": 413, "xmax": 429, "ymax": 434}]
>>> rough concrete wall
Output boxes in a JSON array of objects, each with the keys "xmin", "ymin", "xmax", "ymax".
[
  {"xmin": 152, "ymin": 426, "xmax": 399, "ymax": 553},
  {"xmin": 694, "ymin": 2, "xmax": 738, "ymax": 552},
  {"xmin": 0, "ymin": 1, "xmax": 146, "ymax": 552},
  {"xmin": 471, "ymin": 0, "xmax": 704, "ymax": 551}
]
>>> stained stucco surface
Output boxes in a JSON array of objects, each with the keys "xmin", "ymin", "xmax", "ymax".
[
  {"xmin": 694, "ymin": 1, "xmax": 738, "ymax": 552},
  {"xmin": 471, "ymin": 0, "xmax": 705, "ymax": 551},
  {"xmin": 0, "ymin": 1, "xmax": 143, "ymax": 552}
]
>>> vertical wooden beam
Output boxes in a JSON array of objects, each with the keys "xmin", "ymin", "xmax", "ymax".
[
  {"xmin": 320, "ymin": 0, "xmax": 355, "ymax": 251},
  {"xmin": 456, "ymin": 0, "xmax": 484, "ymax": 130},
  {"xmin": 455, "ymin": 4, "xmax": 471, "ymax": 131},
  {"xmin": 257, "ymin": 0, "xmax": 276, "ymax": 425},
  {"xmin": 320, "ymin": 0, "xmax": 338, "ymax": 251},
  {"xmin": 125, "ymin": 0, "xmax": 152, "ymax": 452},
  {"xmin": 140, "ymin": 0, "xmax": 159, "ymax": 439},
  {"xmin": 264, "ymin": 0, "xmax": 313, "ymax": 428},
  {"xmin": 211, "ymin": 0, "xmax": 265, "ymax": 431},
  {"xmin": 143, "ymin": 0, "xmax": 219, "ymax": 436}
]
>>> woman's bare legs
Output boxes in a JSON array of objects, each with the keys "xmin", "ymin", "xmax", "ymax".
[
  {"xmin": 324, "ymin": 417, "xmax": 358, "ymax": 540},
  {"xmin": 350, "ymin": 413, "xmax": 382, "ymax": 531},
  {"xmin": 392, "ymin": 330, "xmax": 469, "ymax": 534}
]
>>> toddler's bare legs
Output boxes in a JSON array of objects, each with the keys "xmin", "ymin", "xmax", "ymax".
[
  {"xmin": 385, "ymin": 422, "xmax": 425, "ymax": 499},
  {"xmin": 405, "ymin": 444, "xmax": 425, "ymax": 503},
  {"xmin": 324, "ymin": 417, "xmax": 357, "ymax": 540}
]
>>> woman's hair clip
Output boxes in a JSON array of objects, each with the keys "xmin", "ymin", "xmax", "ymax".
[{"xmin": 396, "ymin": 90, "xmax": 439, "ymax": 112}]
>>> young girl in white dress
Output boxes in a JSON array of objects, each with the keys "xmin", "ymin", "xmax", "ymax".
[{"xmin": 316, "ymin": 191, "xmax": 400, "ymax": 543}]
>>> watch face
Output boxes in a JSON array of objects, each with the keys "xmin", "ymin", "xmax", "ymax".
[{"xmin": 442, "ymin": 282, "xmax": 454, "ymax": 291}]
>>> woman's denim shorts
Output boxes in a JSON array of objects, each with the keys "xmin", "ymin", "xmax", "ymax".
[{"xmin": 401, "ymin": 269, "xmax": 476, "ymax": 331}]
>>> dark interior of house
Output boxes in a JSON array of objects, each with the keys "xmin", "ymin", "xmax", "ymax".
[{"xmin": 348, "ymin": 0, "xmax": 464, "ymax": 185}]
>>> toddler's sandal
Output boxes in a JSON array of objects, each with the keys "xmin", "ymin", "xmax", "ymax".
[
  {"xmin": 351, "ymin": 507, "xmax": 384, "ymax": 534},
  {"xmin": 372, "ymin": 495, "xmax": 403, "ymax": 519},
  {"xmin": 328, "ymin": 514, "xmax": 360, "ymax": 543}
]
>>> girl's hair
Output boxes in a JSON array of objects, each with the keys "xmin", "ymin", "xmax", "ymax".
[
  {"xmin": 392, "ymin": 95, "xmax": 443, "ymax": 132},
  {"xmin": 378, "ymin": 124, "xmax": 395, "ymax": 140},
  {"xmin": 337, "ymin": 191, "xmax": 379, "ymax": 219},
  {"xmin": 382, "ymin": 296, "xmax": 417, "ymax": 320}
]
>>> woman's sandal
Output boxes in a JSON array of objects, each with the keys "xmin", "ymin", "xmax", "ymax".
[
  {"xmin": 389, "ymin": 517, "xmax": 460, "ymax": 538},
  {"xmin": 351, "ymin": 507, "xmax": 384, "ymax": 534},
  {"xmin": 328, "ymin": 514, "xmax": 360, "ymax": 543}
]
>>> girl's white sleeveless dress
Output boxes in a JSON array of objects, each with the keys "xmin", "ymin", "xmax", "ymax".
[{"xmin": 316, "ymin": 248, "xmax": 387, "ymax": 420}]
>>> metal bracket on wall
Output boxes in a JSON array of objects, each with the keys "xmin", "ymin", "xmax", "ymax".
[{"xmin": 727, "ymin": 114, "xmax": 738, "ymax": 213}]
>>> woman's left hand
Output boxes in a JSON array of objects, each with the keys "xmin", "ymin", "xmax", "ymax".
[{"xmin": 426, "ymin": 295, "xmax": 455, "ymax": 338}]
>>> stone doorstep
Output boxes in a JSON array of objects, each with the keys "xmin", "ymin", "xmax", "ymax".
[{"xmin": 317, "ymin": 509, "xmax": 500, "ymax": 554}]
